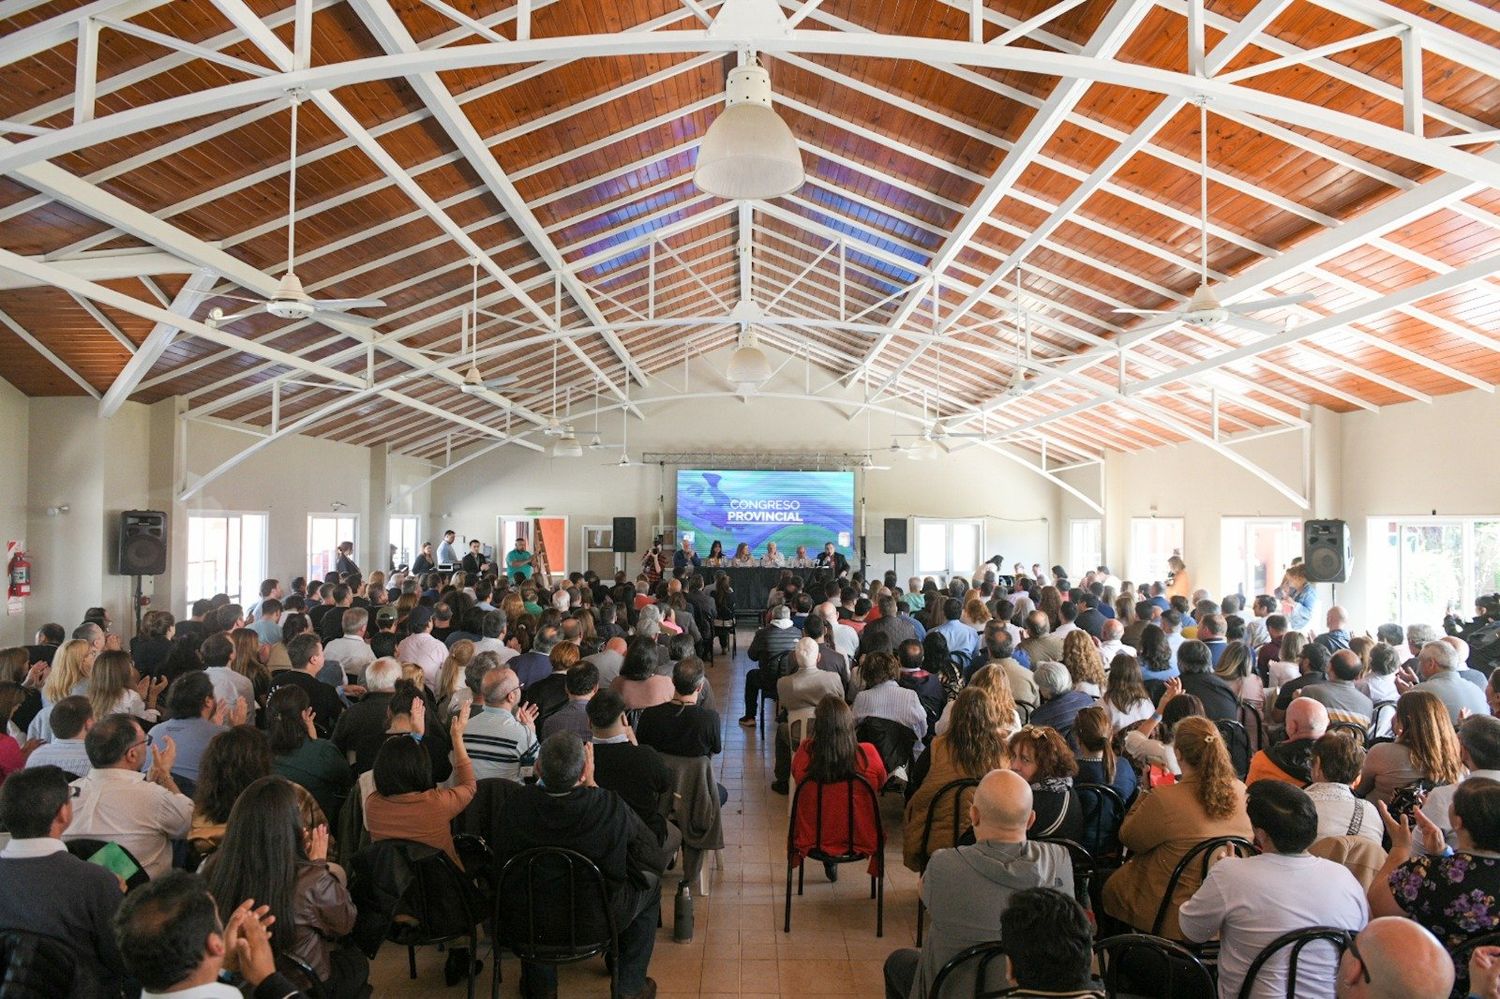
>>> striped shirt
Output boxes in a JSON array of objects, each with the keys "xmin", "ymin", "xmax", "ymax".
[{"xmin": 461, "ymin": 706, "xmax": 538, "ymax": 782}]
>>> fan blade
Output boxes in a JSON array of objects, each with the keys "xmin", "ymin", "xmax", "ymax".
[
  {"xmin": 213, "ymin": 293, "xmax": 269, "ymax": 305},
  {"xmin": 1113, "ymin": 308, "xmax": 1178, "ymax": 316},
  {"xmin": 313, "ymin": 297, "xmax": 386, "ymax": 310},
  {"xmin": 310, "ymin": 309, "xmax": 380, "ymax": 327},
  {"xmin": 481, "ymin": 376, "xmax": 518, "ymax": 388},
  {"xmin": 1223, "ymin": 315, "xmax": 1281, "ymax": 336},
  {"xmin": 1125, "ymin": 318, "xmax": 1180, "ymax": 334},
  {"xmin": 1225, "ymin": 293, "xmax": 1313, "ymax": 313},
  {"xmin": 210, "ymin": 306, "xmax": 264, "ymax": 326}
]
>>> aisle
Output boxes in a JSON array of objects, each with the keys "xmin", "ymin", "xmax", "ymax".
[{"xmin": 367, "ymin": 634, "xmax": 920, "ymax": 996}]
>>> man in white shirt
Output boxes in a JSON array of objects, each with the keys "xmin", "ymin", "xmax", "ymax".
[
  {"xmin": 471, "ymin": 608, "xmax": 517, "ymax": 662},
  {"xmin": 1096, "ymin": 565, "xmax": 1121, "ymax": 591},
  {"xmin": 323, "ymin": 607, "xmax": 376, "ymax": 683},
  {"xmin": 1421, "ymin": 714, "xmax": 1500, "ymax": 851},
  {"xmin": 64, "ymin": 714, "xmax": 193, "ymax": 880},
  {"xmin": 1180, "ymin": 781, "xmax": 1368, "ymax": 999},
  {"xmin": 1097, "ymin": 618, "xmax": 1135, "ymax": 664},
  {"xmin": 819, "ymin": 603, "xmax": 859, "ymax": 663},
  {"xmin": 463, "ymin": 665, "xmax": 540, "ymax": 782},
  {"xmin": 1245, "ymin": 594, "xmax": 1276, "ymax": 650},
  {"xmin": 1163, "ymin": 609, "xmax": 1186, "ymax": 667},
  {"xmin": 394, "ymin": 606, "xmax": 448, "ymax": 690},
  {"xmin": 435, "ymin": 529, "xmax": 461, "ymax": 567}
]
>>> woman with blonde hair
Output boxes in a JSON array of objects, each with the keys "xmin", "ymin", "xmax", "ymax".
[
  {"xmin": 1165, "ymin": 555, "xmax": 1192, "ymax": 600},
  {"xmin": 394, "ymin": 591, "xmax": 421, "ymax": 626},
  {"xmin": 1356, "ymin": 689, "xmax": 1463, "ymax": 806},
  {"xmin": 1102, "ymin": 715, "xmax": 1251, "ymax": 939},
  {"xmin": 229, "ymin": 627, "xmax": 271, "ymax": 702},
  {"xmin": 26, "ymin": 639, "xmax": 96, "ymax": 741},
  {"xmin": 902, "ymin": 687, "xmax": 1010, "ymax": 871},
  {"xmin": 1213, "ymin": 641, "xmax": 1263, "ymax": 708},
  {"xmin": 1060, "ymin": 629, "xmax": 1106, "ymax": 697},
  {"xmin": 934, "ymin": 663, "xmax": 1020, "ymax": 735},
  {"xmin": 435, "ymin": 639, "xmax": 478, "ymax": 723},
  {"xmin": 88, "ymin": 649, "xmax": 162, "ymax": 723}
]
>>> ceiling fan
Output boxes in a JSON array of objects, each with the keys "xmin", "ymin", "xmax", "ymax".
[
  {"xmin": 1114, "ymin": 100, "xmax": 1311, "ymax": 333},
  {"xmin": 602, "ymin": 378, "xmax": 645, "ymax": 466},
  {"xmin": 451, "ymin": 261, "xmax": 518, "ymax": 395},
  {"xmin": 206, "ymin": 93, "xmax": 386, "ymax": 329}
]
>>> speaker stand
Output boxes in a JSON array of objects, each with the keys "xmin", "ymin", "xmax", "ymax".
[{"xmin": 132, "ymin": 575, "xmax": 144, "ymax": 635}]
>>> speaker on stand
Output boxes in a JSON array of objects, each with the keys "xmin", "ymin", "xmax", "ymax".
[
  {"xmin": 117, "ymin": 510, "xmax": 167, "ymax": 634},
  {"xmin": 883, "ymin": 518, "xmax": 907, "ymax": 578},
  {"xmin": 1303, "ymin": 520, "xmax": 1352, "ymax": 602}
]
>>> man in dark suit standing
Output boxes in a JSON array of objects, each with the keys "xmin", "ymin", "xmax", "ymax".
[{"xmin": 814, "ymin": 541, "xmax": 849, "ymax": 578}]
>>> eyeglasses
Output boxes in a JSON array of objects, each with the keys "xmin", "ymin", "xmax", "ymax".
[{"xmin": 1341, "ymin": 930, "xmax": 1371, "ymax": 985}]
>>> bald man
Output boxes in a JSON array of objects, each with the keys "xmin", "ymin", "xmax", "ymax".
[
  {"xmin": 585, "ymin": 636, "xmax": 629, "ymax": 688},
  {"xmin": 1335, "ymin": 917, "xmax": 1454, "ymax": 999},
  {"xmin": 1098, "ymin": 617, "xmax": 1135, "ymax": 663},
  {"xmin": 1315, "ymin": 606, "xmax": 1352, "ymax": 654},
  {"xmin": 1247, "ymin": 697, "xmax": 1329, "ymax": 788},
  {"xmin": 883, "ymin": 770, "xmax": 1073, "ymax": 999}
]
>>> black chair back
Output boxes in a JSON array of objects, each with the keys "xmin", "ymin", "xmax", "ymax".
[
  {"xmin": 1095, "ymin": 933, "xmax": 1215, "ymax": 999},
  {"xmin": 495, "ymin": 847, "xmax": 619, "ymax": 972},
  {"xmin": 1214, "ymin": 718, "xmax": 1252, "ymax": 778},
  {"xmin": 1448, "ymin": 928, "xmax": 1500, "ymax": 993},
  {"xmin": 1034, "ymin": 837, "xmax": 1098, "ymax": 915},
  {"xmin": 277, "ymin": 952, "xmax": 328, "ymax": 999},
  {"xmin": 1239, "ymin": 700, "xmax": 1266, "ymax": 754},
  {"xmin": 855, "ymin": 717, "xmax": 917, "ymax": 775},
  {"xmin": 0, "ymin": 930, "xmax": 76, "ymax": 999},
  {"xmin": 1074, "ymin": 782, "xmax": 1128, "ymax": 858},
  {"xmin": 1369, "ymin": 700, "xmax": 1397, "ymax": 744},
  {"xmin": 927, "ymin": 940, "xmax": 1008, "ymax": 998},
  {"xmin": 1326, "ymin": 720, "xmax": 1369, "ymax": 743},
  {"xmin": 1235, "ymin": 926, "xmax": 1352, "ymax": 999},
  {"xmin": 64, "ymin": 837, "xmax": 150, "ymax": 891},
  {"xmin": 1151, "ymin": 836, "xmax": 1258, "ymax": 937},
  {"xmin": 913, "ymin": 777, "xmax": 979, "ymax": 946}
]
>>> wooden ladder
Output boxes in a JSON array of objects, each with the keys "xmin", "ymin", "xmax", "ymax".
[{"xmin": 530, "ymin": 518, "xmax": 553, "ymax": 588}]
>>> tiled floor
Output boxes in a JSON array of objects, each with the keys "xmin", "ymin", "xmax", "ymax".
[{"xmin": 368, "ymin": 631, "xmax": 919, "ymax": 996}]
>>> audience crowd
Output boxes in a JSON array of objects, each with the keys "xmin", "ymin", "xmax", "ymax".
[{"xmin": 3, "ymin": 548, "xmax": 1500, "ymax": 998}]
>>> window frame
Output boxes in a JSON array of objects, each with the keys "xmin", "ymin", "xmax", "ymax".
[
  {"xmin": 185, "ymin": 510, "xmax": 269, "ymax": 614},
  {"xmin": 388, "ymin": 514, "xmax": 421, "ymax": 573},
  {"xmin": 1069, "ymin": 518, "xmax": 1103, "ymax": 579},
  {"xmin": 1128, "ymin": 517, "xmax": 1185, "ymax": 585},
  {"xmin": 1219, "ymin": 516, "xmax": 1304, "ymax": 601},
  {"xmin": 307, "ymin": 513, "xmax": 359, "ymax": 581},
  {"xmin": 913, "ymin": 517, "xmax": 985, "ymax": 579},
  {"xmin": 1367, "ymin": 515, "xmax": 1500, "ymax": 626}
]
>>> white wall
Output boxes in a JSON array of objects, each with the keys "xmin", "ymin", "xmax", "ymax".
[
  {"xmin": 0, "ymin": 379, "xmax": 28, "ymax": 647},
  {"xmin": 429, "ymin": 347, "xmax": 1061, "ymax": 581}
]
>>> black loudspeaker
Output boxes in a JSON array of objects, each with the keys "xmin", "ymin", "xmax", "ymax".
[
  {"xmin": 612, "ymin": 517, "xmax": 637, "ymax": 553},
  {"xmin": 1304, "ymin": 519, "xmax": 1352, "ymax": 583},
  {"xmin": 118, "ymin": 510, "xmax": 167, "ymax": 576},
  {"xmin": 883, "ymin": 518, "xmax": 908, "ymax": 555}
]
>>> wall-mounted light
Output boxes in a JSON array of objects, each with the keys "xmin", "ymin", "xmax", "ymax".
[{"xmin": 45, "ymin": 504, "xmax": 70, "ymax": 517}]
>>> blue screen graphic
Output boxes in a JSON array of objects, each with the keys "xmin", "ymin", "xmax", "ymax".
[{"xmin": 675, "ymin": 470, "xmax": 855, "ymax": 557}]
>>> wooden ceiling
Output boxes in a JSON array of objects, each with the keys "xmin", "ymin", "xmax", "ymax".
[{"xmin": 0, "ymin": 0, "xmax": 1498, "ymax": 469}]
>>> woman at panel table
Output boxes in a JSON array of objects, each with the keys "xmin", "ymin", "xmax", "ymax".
[
  {"xmin": 731, "ymin": 542, "xmax": 757, "ymax": 567},
  {"xmin": 704, "ymin": 540, "xmax": 727, "ymax": 567},
  {"xmin": 761, "ymin": 541, "xmax": 786, "ymax": 568}
]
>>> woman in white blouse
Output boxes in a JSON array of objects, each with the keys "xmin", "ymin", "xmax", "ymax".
[
  {"xmin": 731, "ymin": 542, "xmax": 757, "ymax": 567},
  {"xmin": 88, "ymin": 649, "xmax": 163, "ymax": 724},
  {"xmin": 1101, "ymin": 652, "xmax": 1155, "ymax": 730}
]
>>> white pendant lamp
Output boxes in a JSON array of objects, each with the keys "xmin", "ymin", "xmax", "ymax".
[
  {"xmin": 693, "ymin": 61, "xmax": 805, "ymax": 200},
  {"xmin": 725, "ymin": 331, "xmax": 773, "ymax": 387}
]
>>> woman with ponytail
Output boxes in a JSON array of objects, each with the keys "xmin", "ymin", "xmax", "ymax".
[{"xmin": 1101, "ymin": 715, "xmax": 1251, "ymax": 940}]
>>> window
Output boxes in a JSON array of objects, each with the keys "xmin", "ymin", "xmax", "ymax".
[
  {"xmin": 1069, "ymin": 519, "xmax": 1102, "ymax": 578},
  {"xmin": 914, "ymin": 518, "xmax": 983, "ymax": 578},
  {"xmin": 186, "ymin": 513, "xmax": 268, "ymax": 613},
  {"xmin": 1221, "ymin": 518, "xmax": 1303, "ymax": 600},
  {"xmin": 308, "ymin": 514, "xmax": 358, "ymax": 580},
  {"xmin": 1129, "ymin": 518, "xmax": 1184, "ymax": 584},
  {"xmin": 389, "ymin": 515, "xmax": 420, "ymax": 572},
  {"xmin": 1369, "ymin": 517, "xmax": 1500, "ymax": 626}
]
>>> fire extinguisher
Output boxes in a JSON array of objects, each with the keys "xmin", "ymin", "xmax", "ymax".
[{"xmin": 9, "ymin": 550, "xmax": 30, "ymax": 599}]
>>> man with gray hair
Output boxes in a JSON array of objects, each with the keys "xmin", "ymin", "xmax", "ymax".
[
  {"xmin": 742, "ymin": 604, "xmax": 800, "ymax": 726},
  {"xmin": 1405, "ymin": 622, "xmax": 1439, "ymax": 672},
  {"xmin": 1421, "ymin": 714, "xmax": 1500, "ymax": 850},
  {"xmin": 1097, "ymin": 617, "xmax": 1134, "ymax": 663},
  {"xmin": 770, "ymin": 637, "xmax": 844, "ymax": 794},
  {"xmin": 323, "ymin": 607, "xmax": 375, "ymax": 682},
  {"xmin": 331, "ymin": 656, "xmax": 403, "ymax": 755},
  {"xmin": 464, "ymin": 665, "xmax": 539, "ymax": 782},
  {"xmin": 510, "ymin": 623, "xmax": 560, "ymax": 689},
  {"xmin": 472, "ymin": 609, "xmax": 515, "ymax": 662},
  {"xmin": 1410, "ymin": 639, "xmax": 1489, "ymax": 723},
  {"xmin": 494, "ymin": 732, "xmax": 669, "ymax": 999},
  {"xmin": 1027, "ymin": 661, "xmax": 1093, "ymax": 733}
]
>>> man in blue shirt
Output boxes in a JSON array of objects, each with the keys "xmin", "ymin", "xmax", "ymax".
[
  {"xmin": 931, "ymin": 597, "xmax": 980, "ymax": 660},
  {"xmin": 435, "ymin": 529, "xmax": 460, "ymax": 567},
  {"xmin": 674, "ymin": 536, "xmax": 701, "ymax": 573}
]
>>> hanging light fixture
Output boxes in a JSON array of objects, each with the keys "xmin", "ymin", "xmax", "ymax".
[
  {"xmin": 693, "ymin": 59, "xmax": 805, "ymax": 200},
  {"xmin": 725, "ymin": 330, "xmax": 773, "ymax": 387}
]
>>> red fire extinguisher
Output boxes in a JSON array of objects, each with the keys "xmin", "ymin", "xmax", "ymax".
[{"xmin": 9, "ymin": 550, "xmax": 31, "ymax": 599}]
